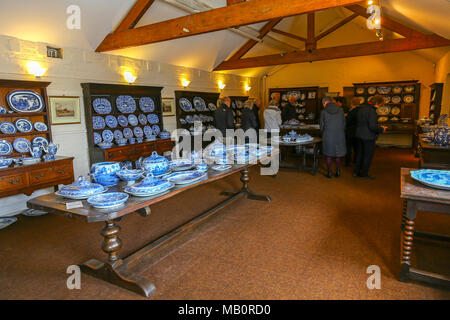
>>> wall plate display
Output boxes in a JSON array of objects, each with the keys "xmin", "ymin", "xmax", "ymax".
[
  {"xmin": 0, "ymin": 122, "xmax": 16, "ymax": 134},
  {"xmin": 391, "ymin": 96, "xmax": 402, "ymax": 104},
  {"xmin": 139, "ymin": 97, "xmax": 155, "ymax": 113},
  {"xmin": 0, "ymin": 106, "xmax": 7, "ymax": 114},
  {"xmin": 179, "ymin": 98, "xmax": 193, "ymax": 112},
  {"xmin": 34, "ymin": 122, "xmax": 48, "ymax": 132},
  {"xmin": 152, "ymin": 124, "xmax": 160, "ymax": 135},
  {"xmin": 123, "ymin": 128, "xmax": 133, "ymax": 139},
  {"xmin": 147, "ymin": 114, "xmax": 159, "ymax": 124},
  {"xmin": 113, "ymin": 129, "xmax": 123, "ymax": 140},
  {"xmin": 377, "ymin": 86, "xmax": 392, "ymax": 94},
  {"xmin": 14, "ymin": 118, "xmax": 33, "ymax": 133},
  {"xmin": 193, "ymin": 97, "xmax": 207, "ymax": 111},
  {"xmin": 133, "ymin": 126, "xmax": 144, "ymax": 138},
  {"xmin": 105, "ymin": 115, "xmax": 118, "ymax": 128},
  {"xmin": 102, "ymin": 130, "xmax": 114, "ymax": 143},
  {"xmin": 93, "ymin": 116, "xmax": 106, "ymax": 130},
  {"xmin": 32, "ymin": 136, "xmax": 49, "ymax": 148},
  {"xmin": 0, "ymin": 139, "xmax": 13, "ymax": 155},
  {"xmin": 355, "ymin": 88, "xmax": 365, "ymax": 95},
  {"xmin": 13, "ymin": 138, "xmax": 31, "ymax": 153},
  {"xmin": 391, "ymin": 106, "xmax": 401, "ymax": 115},
  {"xmin": 7, "ymin": 90, "xmax": 45, "ymax": 113},
  {"xmin": 208, "ymin": 103, "xmax": 217, "ymax": 111},
  {"xmin": 117, "ymin": 115, "xmax": 128, "ymax": 127},
  {"xmin": 49, "ymin": 96, "xmax": 80, "ymax": 125},
  {"xmin": 128, "ymin": 114, "xmax": 139, "ymax": 126},
  {"xmin": 93, "ymin": 132, "xmax": 102, "ymax": 145},
  {"xmin": 116, "ymin": 95, "xmax": 136, "ymax": 113},
  {"xmin": 138, "ymin": 114, "xmax": 148, "ymax": 125},
  {"xmin": 393, "ymin": 86, "xmax": 403, "ymax": 94},
  {"xmin": 404, "ymin": 95, "xmax": 414, "ymax": 103},
  {"xmin": 93, "ymin": 98, "xmax": 112, "ymax": 114},
  {"xmin": 367, "ymin": 87, "xmax": 377, "ymax": 95}
]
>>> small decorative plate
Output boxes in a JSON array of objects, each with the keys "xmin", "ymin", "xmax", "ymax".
[
  {"xmin": 34, "ymin": 122, "xmax": 48, "ymax": 132},
  {"xmin": 410, "ymin": 169, "xmax": 450, "ymax": 190},
  {"xmin": 355, "ymin": 88, "xmax": 365, "ymax": 95},
  {"xmin": 377, "ymin": 106, "xmax": 391, "ymax": 116},
  {"xmin": 147, "ymin": 114, "xmax": 159, "ymax": 124},
  {"xmin": 116, "ymin": 96, "xmax": 136, "ymax": 113},
  {"xmin": 143, "ymin": 125, "xmax": 152, "ymax": 137},
  {"xmin": 15, "ymin": 118, "xmax": 33, "ymax": 133},
  {"xmin": 391, "ymin": 96, "xmax": 402, "ymax": 104},
  {"xmin": 13, "ymin": 138, "xmax": 31, "ymax": 153},
  {"xmin": 93, "ymin": 132, "xmax": 102, "ymax": 145},
  {"xmin": 152, "ymin": 125, "xmax": 160, "ymax": 135},
  {"xmin": 21, "ymin": 209, "xmax": 48, "ymax": 216},
  {"xmin": 391, "ymin": 106, "xmax": 401, "ymax": 115},
  {"xmin": 133, "ymin": 126, "xmax": 144, "ymax": 138},
  {"xmin": 138, "ymin": 114, "xmax": 148, "ymax": 125},
  {"xmin": 128, "ymin": 114, "xmax": 139, "ymax": 126},
  {"xmin": 7, "ymin": 90, "xmax": 45, "ymax": 113},
  {"xmin": 404, "ymin": 95, "xmax": 414, "ymax": 104},
  {"xmin": 212, "ymin": 164, "xmax": 232, "ymax": 172},
  {"xmin": 170, "ymin": 159, "xmax": 195, "ymax": 172},
  {"xmin": 93, "ymin": 116, "xmax": 106, "ymax": 130},
  {"xmin": 378, "ymin": 116, "xmax": 388, "ymax": 123},
  {"xmin": 208, "ymin": 103, "xmax": 217, "ymax": 111},
  {"xmin": 87, "ymin": 192, "xmax": 129, "ymax": 209},
  {"xmin": 377, "ymin": 86, "xmax": 391, "ymax": 94},
  {"xmin": 123, "ymin": 128, "xmax": 134, "ymax": 139},
  {"xmin": 117, "ymin": 115, "xmax": 128, "ymax": 127},
  {"xmin": 113, "ymin": 129, "xmax": 124, "ymax": 140},
  {"xmin": 32, "ymin": 136, "xmax": 49, "ymax": 148},
  {"xmin": 393, "ymin": 86, "xmax": 403, "ymax": 94},
  {"xmin": 0, "ymin": 139, "xmax": 13, "ymax": 155},
  {"xmin": 0, "ymin": 122, "xmax": 16, "ymax": 134},
  {"xmin": 193, "ymin": 97, "xmax": 206, "ymax": 111},
  {"xmin": 102, "ymin": 130, "xmax": 114, "ymax": 143},
  {"xmin": 179, "ymin": 98, "xmax": 193, "ymax": 112},
  {"xmin": 93, "ymin": 98, "xmax": 112, "ymax": 114},
  {"xmin": 165, "ymin": 171, "xmax": 207, "ymax": 185},
  {"xmin": 404, "ymin": 85, "xmax": 415, "ymax": 93},
  {"xmin": 0, "ymin": 217, "xmax": 17, "ymax": 230},
  {"xmin": 383, "ymin": 96, "xmax": 391, "ymax": 104},
  {"xmin": 105, "ymin": 115, "xmax": 118, "ymax": 129},
  {"xmin": 367, "ymin": 87, "xmax": 377, "ymax": 95},
  {"xmin": 139, "ymin": 97, "xmax": 155, "ymax": 113}
]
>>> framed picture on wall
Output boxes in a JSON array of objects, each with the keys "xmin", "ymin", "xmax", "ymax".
[
  {"xmin": 49, "ymin": 96, "xmax": 81, "ymax": 125},
  {"xmin": 162, "ymin": 98, "xmax": 175, "ymax": 117}
]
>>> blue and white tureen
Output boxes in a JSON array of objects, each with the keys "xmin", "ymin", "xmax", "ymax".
[
  {"xmin": 56, "ymin": 176, "xmax": 108, "ymax": 199},
  {"xmin": 90, "ymin": 161, "xmax": 121, "ymax": 186},
  {"xmin": 116, "ymin": 168, "xmax": 144, "ymax": 185},
  {"xmin": 124, "ymin": 173, "xmax": 174, "ymax": 197},
  {"xmin": 140, "ymin": 151, "xmax": 170, "ymax": 176}
]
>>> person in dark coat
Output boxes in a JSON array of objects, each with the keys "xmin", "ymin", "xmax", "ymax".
[
  {"xmin": 335, "ymin": 96, "xmax": 350, "ymax": 116},
  {"xmin": 241, "ymin": 100, "xmax": 257, "ymax": 132},
  {"xmin": 320, "ymin": 97, "xmax": 347, "ymax": 178},
  {"xmin": 214, "ymin": 96, "xmax": 234, "ymax": 139},
  {"xmin": 345, "ymin": 97, "xmax": 361, "ymax": 166},
  {"xmin": 354, "ymin": 95, "xmax": 386, "ymax": 179},
  {"xmin": 252, "ymin": 98, "xmax": 262, "ymax": 130},
  {"xmin": 281, "ymin": 95, "xmax": 297, "ymax": 123}
]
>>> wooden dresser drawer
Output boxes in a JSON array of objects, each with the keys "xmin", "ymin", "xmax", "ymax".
[
  {"xmin": 157, "ymin": 139, "xmax": 173, "ymax": 153},
  {"xmin": 0, "ymin": 173, "xmax": 28, "ymax": 192},
  {"xmin": 106, "ymin": 148, "xmax": 135, "ymax": 161},
  {"xmin": 30, "ymin": 165, "xmax": 72, "ymax": 184}
]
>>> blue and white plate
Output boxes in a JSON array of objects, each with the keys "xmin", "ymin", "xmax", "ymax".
[
  {"xmin": 123, "ymin": 128, "xmax": 133, "ymax": 139},
  {"xmin": 93, "ymin": 98, "xmax": 112, "ymax": 114},
  {"xmin": 87, "ymin": 192, "xmax": 129, "ymax": 209},
  {"xmin": 117, "ymin": 115, "xmax": 128, "ymax": 127},
  {"xmin": 180, "ymin": 118, "xmax": 186, "ymax": 125},
  {"xmin": 165, "ymin": 170, "xmax": 207, "ymax": 185},
  {"xmin": 139, "ymin": 97, "xmax": 155, "ymax": 113},
  {"xmin": 152, "ymin": 125, "xmax": 160, "ymax": 135},
  {"xmin": 0, "ymin": 122, "xmax": 16, "ymax": 134},
  {"xmin": 102, "ymin": 130, "xmax": 114, "ymax": 143},
  {"xmin": 93, "ymin": 132, "xmax": 102, "ymax": 145},
  {"xmin": 170, "ymin": 159, "xmax": 195, "ymax": 172},
  {"xmin": 15, "ymin": 118, "xmax": 33, "ymax": 133},
  {"xmin": 7, "ymin": 90, "xmax": 45, "ymax": 113},
  {"xmin": 133, "ymin": 127, "xmax": 144, "ymax": 138},
  {"xmin": 138, "ymin": 114, "xmax": 148, "ymax": 125},
  {"xmin": 179, "ymin": 98, "xmax": 193, "ymax": 112},
  {"xmin": 113, "ymin": 130, "xmax": 124, "ymax": 140},
  {"xmin": 411, "ymin": 169, "xmax": 450, "ymax": 190},
  {"xmin": 13, "ymin": 138, "xmax": 31, "ymax": 153},
  {"xmin": 32, "ymin": 136, "xmax": 49, "ymax": 148},
  {"xmin": 212, "ymin": 164, "xmax": 232, "ymax": 172},
  {"xmin": 0, "ymin": 139, "xmax": 13, "ymax": 155},
  {"xmin": 116, "ymin": 96, "xmax": 136, "ymax": 113},
  {"xmin": 208, "ymin": 103, "xmax": 217, "ymax": 111},
  {"xmin": 105, "ymin": 115, "xmax": 118, "ymax": 128},
  {"xmin": 34, "ymin": 122, "xmax": 48, "ymax": 132},
  {"xmin": 143, "ymin": 126, "xmax": 152, "ymax": 136},
  {"xmin": 0, "ymin": 217, "xmax": 17, "ymax": 230},
  {"xmin": 147, "ymin": 114, "xmax": 159, "ymax": 124},
  {"xmin": 0, "ymin": 106, "xmax": 7, "ymax": 114},
  {"xmin": 93, "ymin": 116, "xmax": 106, "ymax": 130},
  {"xmin": 21, "ymin": 209, "xmax": 48, "ymax": 216},
  {"xmin": 193, "ymin": 97, "xmax": 206, "ymax": 111},
  {"xmin": 128, "ymin": 114, "xmax": 139, "ymax": 126}
]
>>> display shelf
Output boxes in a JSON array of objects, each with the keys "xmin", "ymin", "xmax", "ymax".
[
  {"xmin": 229, "ymin": 96, "xmax": 248, "ymax": 129},
  {"xmin": 428, "ymin": 83, "xmax": 444, "ymax": 124}
]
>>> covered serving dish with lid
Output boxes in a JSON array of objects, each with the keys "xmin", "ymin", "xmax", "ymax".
[{"xmin": 56, "ymin": 176, "xmax": 107, "ymax": 199}]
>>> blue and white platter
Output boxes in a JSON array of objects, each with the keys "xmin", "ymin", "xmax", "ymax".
[
  {"xmin": 116, "ymin": 96, "xmax": 136, "ymax": 113},
  {"xmin": 147, "ymin": 114, "xmax": 159, "ymax": 124},
  {"xmin": 152, "ymin": 125, "xmax": 160, "ymax": 135},
  {"xmin": 0, "ymin": 217, "xmax": 17, "ymax": 230},
  {"xmin": 165, "ymin": 170, "xmax": 207, "ymax": 185},
  {"xmin": 0, "ymin": 122, "xmax": 16, "ymax": 134},
  {"xmin": 21, "ymin": 209, "xmax": 48, "ymax": 217},
  {"xmin": 102, "ymin": 130, "xmax": 114, "ymax": 143},
  {"xmin": 0, "ymin": 140, "xmax": 13, "ymax": 155},
  {"xmin": 15, "ymin": 118, "xmax": 33, "ymax": 133},
  {"xmin": 93, "ymin": 116, "xmax": 106, "ymax": 130},
  {"xmin": 13, "ymin": 138, "xmax": 31, "ymax": 153},
  {"xmin": 93, "ymin": 98, "xmax": 112, "ymax": 114},
  {"xmin": 170, "ymin": 159, "xmax": 195, "ymax": 172},
  {"xmin": 123, "ymin": 174, "xmax": 175, "ymax": 197},
  {"xmin": 410, "ymin": 169, "xmax": 450, "ymax": 190},
  {"xmin": 117, "ymin": 115, "xmax": 128, "ymax": 127},
  {"xmin": 212, "ymin": 164, "xmax": 232, "ymax": 172},
  {"xmin": 208, "ymin": 103, "xmax": 217, "ymax": 111},
  {"xmin": 56, "ymin": 176, "xmax": 108, "ymax": 200},
  {"xmin": 179, "ymin": 98, "xmax": 193, "ymax": 112},
  {"xmin": 193, "ymin": 97, "xmax": 206, "ymax": 111},
  {"xmin": 93, "ymin": 132, "xmax": 102, "ymax": 145},
  {"xmin": 133, "ymin": 126, "xmax": 144, "ymax": 138},
  {"xmin": 34, "ymin": 122, "xmax": 48, "ymax": 132},
  {"xmin": 139, "ymin": 97, "xmax": 155, "ymax": 113},
  {"xmin": 32, "ymin": 136, "xmax": 49, "ymax": 148},
  {"xmin": 128, "ymin": 114, "xmax": 139, "ymax": 126},
  {"xmin": 143, "ymin": 125, "xmax": 152, "ymax": 137},
  {"xmin": 113, "ymin": 130, "xmax": 124, "ymax": 140},
  {"xmin": 105, "ymin": 115, "xmax": 118, "ymax": 128},
  {"xmin": 123, "ymin": 128, "xmax": 134, "ymax": 139},
  {"xmin": 7, "ymin": 90, "xmax": 45, "ymax": 113},
  {"xmin": 138, "ymin": 114, "xmax": 148, "ymax": 125},
  {"xmin": 87, "ymin": 192, "xmax": 129, "ymax": 209}
]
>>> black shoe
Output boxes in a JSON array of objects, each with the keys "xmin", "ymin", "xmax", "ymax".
[
  {"xmin": 360, "ymin": 175, "xmax": 375, "ymax": 180},
  {"xmin": 335, "ymin": 169, "xmax": 341, "ymax": 177},
  {"xmin": 326, "ymin": 171, "xmax": 332, "ymax": 179}
]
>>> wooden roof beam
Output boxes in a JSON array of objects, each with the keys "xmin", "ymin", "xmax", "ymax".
[
  {"xmin": 271, "ymin": 29, "xmax": 307, "ymax": 43},
  {"xmin": 114, "ymin": 0, "xmax": 156, "ymax": 33},
  {"xmin": 315, "ymin": 13, "xmax": 359, "ymax": 41}
]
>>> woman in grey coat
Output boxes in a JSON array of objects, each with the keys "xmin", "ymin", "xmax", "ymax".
[{"xmin": 320, "ymin": 97, "xmax": 347, "ymax": 178}]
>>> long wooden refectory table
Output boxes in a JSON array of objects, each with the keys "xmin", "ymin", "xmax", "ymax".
[{"xmin": 27, "ymin": 161, "xmax": 273, "ymax": 297}]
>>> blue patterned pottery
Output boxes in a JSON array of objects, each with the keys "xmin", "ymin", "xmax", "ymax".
[
  {"xmin": 432, "ymin": 126, "xmax": 449, "ymax": 147},
  {"xmin": 87, "ymin": 192, "xmax": 129, "ymax": 209},
  {"xmin": 411, "ymin": 169, "xmax": 450, "ymax": 190},
  {"xmin": 90, "ymin": 161, "xmax": 121, "ymax": 186},
  {"xmin": 0, "ymin": 157, "xmax": 13, "ymax": 169},
  {"xmin": 56, "ymin": 176, "xmax": 107, "ymax": 199},
  {"xmin": 116, "ymin": 169, "xmax": 144, "ymax": 185},
  {"xmin": 29, "ymin": 145, "xmax": 42, "ymax": 158},
  {"xmin": 196, "ymin": 162, "xmax": 208, "ymax": 172},
  {"xmin": 97, "ymin": 141, "xmax": 113, "ymax": 149},
  {"xmin": 123, "ymin": 173, "xmax": 174, "ymax": 197},
  {"xmin": 7, "ymin": 90, "xmax": 45, "ymax": 113},
  {"xmin": 165, "ymin": 170, "xmax": 207, "ymax": 185},
  {"xmin": 141, "ymin": 151, "xmax": 170, "ymax": 176},
  {"xmin": 160, "ymin": 131, "xmax": 171, "ymax": 139},
  {"xmin": 42, "ymin": 142, "xmax": 58, "ymax": 157},
  {"xmin": 115, "ymin": 138, "xmax": 128, "ymax": 146}
]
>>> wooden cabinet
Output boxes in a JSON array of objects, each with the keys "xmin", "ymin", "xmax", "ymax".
[
  {"xmin": 429, "ymin": 83, "xmax": 444, "ymax": 124},
  {"xmin": 0, "ymin": 157, "xmax": 74, "ymax": 197},
  {"xmin": 103, "ymin": 139, "xmax": 173, "ymax": 162}
]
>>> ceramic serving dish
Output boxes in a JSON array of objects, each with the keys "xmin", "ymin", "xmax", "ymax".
[
  {"xmin": 410, "ymin": 169, "xmax": 450, "ymax": 190},
  {"xmin": 7, "ymin": 90, "xmax": 45, "ymax": 113},
  {"xmin": 0, "ymin": 217, "xmax": 17, "ymax": 230},
  {"xmin": 116, "ymin": 169, "xmax": 144, "ymax": 185},
  {"xmin": 0, "ymin": 122, "xmax": 16, "ymax": 134},
  {"xmin": 116, "ymin": 96, "xmax": 136, "ymax": 113},
  {"xmin": 0, "ymin": 157, "xmax": 13, "ymax": 169},
  {"xmin": 90, "ymin": 161, "xmax": 121, "ymax": 186},
  {"xmin": 139, "ymin": 97, "xmax": 155, "ymax": 112},
  {"xmin": 140, "ymin": 151, "xmax": 170, "ymax": 176},
  {"xmin": 87, "ymin": 192, "xmax": 129, "ymax": 209},
  {"xmin": 93, "ymin": 98, "xmax": 112, "ymax": 114},
  {"xmin": 212, "ymin": 164, "xmax": 232, "ymax": 172},
  {"xmin": 165, "ymin": 171, "xmax": 207, "ymax": 185},
  {"xmin": 124, "ymin": 174, "xmax": 174, "ymax": 197},
  {"xmin": 56, "ymin": 176, "xmax": 107, "ymax": 199},
  {"xmin": 170, "ymin": 159, "xmax": 195, "ymax": 172}
]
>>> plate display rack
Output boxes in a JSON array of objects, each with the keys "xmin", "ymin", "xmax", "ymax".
[
  {"xmin": 229, "ymin": 96, "xmax": 249, "ymax": 129},
  {"xmin": 428, "ymin": 83, "xmax": 444, "ymax": 124}
]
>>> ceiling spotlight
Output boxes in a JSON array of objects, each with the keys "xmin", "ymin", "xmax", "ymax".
[{"xmin": 368, "ymin": 0, "xmax": 374, "ymax": 4}]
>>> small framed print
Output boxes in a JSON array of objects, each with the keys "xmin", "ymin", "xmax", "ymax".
[
  {"xmin": 49, "ymin": 96, "xmax": 81, "ymax": 125},
  {"xmin": 162, "ymin": 98, "xmax": 175, "ymax": 117},
  {"xmin": 308, "ymin": 91, "xmax": 316, "ymax": 99}
]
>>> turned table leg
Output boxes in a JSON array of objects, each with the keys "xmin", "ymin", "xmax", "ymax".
[
  {"xmin": 101, "ymin": 220, "xmax": 123, "ymax": 266},
  {"xmin": 399, "ymin": 199, "xmax": 417, "ymax": 282}
]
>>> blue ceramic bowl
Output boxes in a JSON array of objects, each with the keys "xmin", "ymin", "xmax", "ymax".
[
  {"xmin": 0, "ymin": 157, "xmax": 13, "ymax": 168},
  {"xmin": 98, "ymin": 142, "xmax": 113, "ymax": 149},
  {"xmin": 116, "ymin": 169, "xmax": 144, "ymax": 182},
  {"xmin": 196, "ymin": 163, "xmax": 208, "ymax": 172}
]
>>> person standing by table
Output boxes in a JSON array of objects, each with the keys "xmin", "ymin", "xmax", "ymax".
[
  {"xmin": 354, "ymin": 95, "xmax": 387, "ymax": 179},
  {"xmin": 252, "ymin": 98, "xmax": 262, "ymax": 131},
  {"xmin": 264, "ymin": 99, "xmax": 282, "ymax": 139},
  {"xmin": 214, "ymin": 96, "xmax": 234, "ymax": 140},
  {"xmin": 320, "ymin": 97, "xmax": 347, "ymax": 178},
  {"xmin": 241, "ymin": 100, "xmax": 258, "ymax": 133},
  {"xmin": 335, "ymin": 96, "xmax": 349, "ymax": 116},
  {"xmin": 345, "ymin": 97, "xmax": 361, "ymax": 166},
  {"xmin": 282, "ymin": 95, "xmax": 297, "ymax": 123}
]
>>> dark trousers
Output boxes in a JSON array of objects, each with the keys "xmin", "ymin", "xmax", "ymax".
[
  {"xmin": 345, "ymin": 135, "xmax": 358, "ymax": 166},
  {"xmin": 354, "ymin": 138, "xmax": 376, "ymax": 177}
]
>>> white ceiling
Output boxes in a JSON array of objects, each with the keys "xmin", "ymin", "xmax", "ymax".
[{"xmin": 0, "ymin": 0, "xmax": 448, "ymax": 77}]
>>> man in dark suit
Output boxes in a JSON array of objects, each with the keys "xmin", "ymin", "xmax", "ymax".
[
  {"xmin": 354, "ymin": 95, "xmax": 386, "ymax": 179},
  {"xmin": 281, "ymin": 95, "xmax": 297, "ymax": 123},
  {"xmin": 214, "ymin": 96, "xmax": 234, "ymax": 139},
  {"xmin": 252, "ymin": 98, "xmax": 262, "ymax": 131}
]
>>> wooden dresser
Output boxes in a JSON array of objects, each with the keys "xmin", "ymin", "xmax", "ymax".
[
  {"xmin": 0, "ymin": 156, "xmax": 74, "ymax": 197},
  {"xmin": 102, "ymin": 139, "xmax": 173, "ymax": 162}
]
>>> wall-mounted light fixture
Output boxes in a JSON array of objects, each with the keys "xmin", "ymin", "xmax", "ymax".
[
  {"xmin": 123, "ymin": 71, "xmax": 137, "ymax": 84},
  {"xmin": 26, "ymin": 61, "xmax": 46, "ymax": 78},
  {"xmin": 245, "ymin": 84, "xmax": 251, "ymax": 92},
  {"xmin": 181, "ymin": 79, "xmax": 191, "ymax": 87},
  {"xmin": 218, "ymin": 80, "xmax": 226, "ymax": 90}
]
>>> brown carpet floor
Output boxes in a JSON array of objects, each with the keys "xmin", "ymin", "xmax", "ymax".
[{"xmin": 0, "ymin": 148, "xmax": 449, "ymax": 300}]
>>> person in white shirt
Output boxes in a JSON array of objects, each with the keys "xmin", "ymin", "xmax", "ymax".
[{"xmin": 264, "ymin": 99, "xmax": 282, "ymax": 134}]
